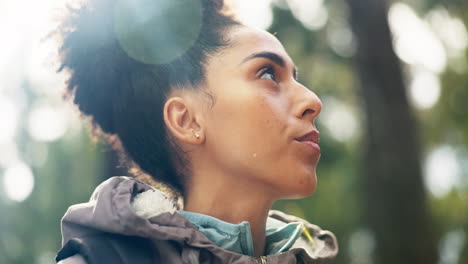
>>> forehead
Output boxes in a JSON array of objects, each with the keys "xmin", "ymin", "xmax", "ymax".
[{"xmin": 220, "ymin": 26, "xmax": 294, "ymax": 65}]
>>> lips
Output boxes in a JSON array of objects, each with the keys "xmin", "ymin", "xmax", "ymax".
[
  {"xmin": 295, "ymin": 130, "xmax": 319, "ymax": 144},
  {"xmin": 295, "ymin": 130, "xmax": 320, "ymax": 152}
]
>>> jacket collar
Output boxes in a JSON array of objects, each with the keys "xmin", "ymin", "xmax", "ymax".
[{"xmin": 61, "ymin": 176, "xmax": 338, "ymax": 263}]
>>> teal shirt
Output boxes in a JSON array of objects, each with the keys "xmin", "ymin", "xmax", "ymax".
[{"xmin": 178, "ymin": 211, "xmax": 304, "ymax": 256}]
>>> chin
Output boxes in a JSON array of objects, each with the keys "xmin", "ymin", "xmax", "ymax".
[
  {"xmin": 281, "ymin": 173, "xmax": 317, "ymax": 199},
  {"xmin": 297, "ymin": 181, "xmax": 317, "ymax": 198}
]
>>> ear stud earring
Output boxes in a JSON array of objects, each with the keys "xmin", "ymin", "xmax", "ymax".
[{"xmin": 194, "ymin": 132, "xmax": 200, "ymax": 138}]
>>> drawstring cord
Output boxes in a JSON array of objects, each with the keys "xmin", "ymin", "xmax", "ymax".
[
  {"xmin": 254, "ymin": 256, "xmax": 267, "ymax": 264},
  {"xmin": 253, "ymin": 223, "xmax": 314, "ymax": 263},
  {"xmin": 301, "ymin": 223, "xmax": 315, "ymax": 245}
]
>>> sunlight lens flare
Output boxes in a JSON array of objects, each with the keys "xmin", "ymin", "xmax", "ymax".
[
  {"xmin": 2, "ymin": 162, "xmax": 35, "ymax": 202},
  {"xmin": 114, "ymin": 0, "xmax": 203, "ymax": 64}
]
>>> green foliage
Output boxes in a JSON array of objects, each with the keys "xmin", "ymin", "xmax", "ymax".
[{"xmin": 0, "ymin": 129, "xmax": 105, "ymax": 264}]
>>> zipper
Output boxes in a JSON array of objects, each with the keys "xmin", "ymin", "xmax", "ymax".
[{"xmin": 254, "ymin": 256, "xmax": 267, "ymax": 264}]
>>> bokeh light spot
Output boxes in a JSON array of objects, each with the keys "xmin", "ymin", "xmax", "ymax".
[
  {"xmin": 424, "ymin": 145, "xmax": 462, "ymax": 198},
  {"xmin": 287, "ymin": 0, "xmax": 328, "ymax": 30},
  {"xmin": 2, "ymin": 161, "xmax": 35, "ymax": 202},
  {"xmin": 327, "ymin": 20, "xmax": 357, "ymax": 58},
  {"xmin": 229, "ymin": 0, "xmax": 273, "ymax": 30},
  {"xmin": 388, "ymin": 3, "xmax": 446, "ymax": 73},
  {"xmin": 348, "ymin": 228, "xmax": 375, "ymax": 264},
  {"xmin": 409, "ymin": 71, "xmax": 441, "ymax": 110},
  {"xmin": 427, "ymin": 7, "xmax": 468, "ymax": 58},
  {"xmin": 27, "ymin": 104, "xmax": 68, "ymax": 142},
  {"xmin": 320, "ymin": 97, "xmax": 359, "ymax": 142},
  {"xmin": 438, "ymin": 230, "xmax": 466, "ymax": 264},
  {"xmin": 0, "ymin": 141, "xmax": 20, "ymax": 168}
]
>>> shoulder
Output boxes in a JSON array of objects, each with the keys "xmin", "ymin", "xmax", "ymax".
[
  {"xmin": 58, "ymin": 254, "xmax": 87, "ymax": 264},
  {"xmin": 56, "ymin": 234, "xmax": 155, "ymax": 264}
]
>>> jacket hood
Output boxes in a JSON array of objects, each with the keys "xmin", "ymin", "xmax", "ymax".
[{"xmin": 60, "ymin": 176, "xmax": 338, "ymax": 263}]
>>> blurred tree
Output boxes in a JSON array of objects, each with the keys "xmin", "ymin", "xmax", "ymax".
[
  {"xmin": 2, "ymin": 1, "xmax": 468, "ymax": 263},
  {"xmin": 268, "ymin": 3, "xmax": 362, "ymax": 264},
  {"xmin": 345, "ymin": 0, "xmax": 438, "ymax": 263}
]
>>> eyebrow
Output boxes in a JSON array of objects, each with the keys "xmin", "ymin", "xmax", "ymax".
[
  {"xmin": 240, "ymin": 51, "xmax": 299, "ymax": 79},
  {"xmin": 241, "ymin": 51, "xmax": 286, "ymax": 67}
]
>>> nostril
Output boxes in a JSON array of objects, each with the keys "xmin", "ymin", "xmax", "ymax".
[{"xmin": 302, "ymin": 109, "xmax": 315, "ymax": 116}]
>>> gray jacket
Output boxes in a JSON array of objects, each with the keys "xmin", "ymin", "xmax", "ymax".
[{"xmin": 57, "ymin": 176, "xmax": 338, "ymax": 264}]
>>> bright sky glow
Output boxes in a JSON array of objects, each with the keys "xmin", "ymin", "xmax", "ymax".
[
  {"xmin": 26, "ymin": 40, "xmax": 68, "ymax": 97},
  {"xmin": 228, "ymin": 0, "xmax": 273, "ymax": 30},
  {"xmin": 409, "ymin": 71, "xmax": 441, "ymax": 110},
  {"xmin": 287, "ymin": 0, "xmax": 328, "ymax": 30},
  {"xmin": 0, "ymin": 0, "xmax": 64, "ymax": 78},
  {"xmin": 2, "ymin": 161, "xmax": 35, "ymax": 202},
  {"xmin": 0, "ymin": 4, "xmax": 26, "ymax": 77},
  {"xmin": 27, "ymin": 104, "xmax": 69, "ymax": 142},
  {"xmin": 424, "ymin": 145, "xmax": 462, "ymax": 198},
  {"xmin": 388, "ymin": 3, "xmax": 447, "ymax": 73},
  {"xmin": 0, "ymin": 95, "xmax": 18, "ymax": 144},
  {"xmin": 319, "ymin": 97, "xmax": 359, "ymax": 142}
]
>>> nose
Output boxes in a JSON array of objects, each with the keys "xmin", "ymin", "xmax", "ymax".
[{"xmin": 296, "ymin": 85, "xmax": 322, "ymax": 123}]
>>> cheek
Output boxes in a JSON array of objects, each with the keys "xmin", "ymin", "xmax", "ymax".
[
  {"xmin": 246, "ymin": 97, "xmax": 284, "ymax": 145},
  {"xmin": 236, "ymin": 95, "xmax": 287, "ymax": 153},
  {"xmin": 204, "ymin": 85, "xmax": 317, "ymax": 197},
  {"xmin": 206, "ymin": 92, "xmax": 286, "ymax": 167},
  {"xmin": 230, "ymin": 97, "xmax": 317, "ymax": 197}
]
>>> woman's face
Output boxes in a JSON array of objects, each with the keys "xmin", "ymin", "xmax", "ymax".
[{"xmin": 199, "ymin": 26, "xmax": 322, "ymax": 199}]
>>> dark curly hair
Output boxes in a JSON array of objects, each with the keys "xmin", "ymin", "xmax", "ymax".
[{"xmin": 56, "ymin": 0, "xmax": 240, "ymax": 194}]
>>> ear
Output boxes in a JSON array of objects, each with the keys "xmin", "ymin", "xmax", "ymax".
[{"xmin": 163, "ymin": 95, "xmax": 204, "ymax": 145}]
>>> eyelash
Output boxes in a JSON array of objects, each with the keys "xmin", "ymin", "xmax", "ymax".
[
  {"xmin": 258, "ymin": 65, "xmax": 299, "ymax": 83},
  {"xmin": 258, "ymin": 66, "xmax": 277, "ymax": 82}
]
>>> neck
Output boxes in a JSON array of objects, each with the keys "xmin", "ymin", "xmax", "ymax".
[{"xmin": 183, "ymin": 166, "xmax": 274, "ymax": 257}]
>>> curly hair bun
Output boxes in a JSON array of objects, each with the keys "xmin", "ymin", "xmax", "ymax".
[
  {"xmin": 57, "ymin": 0, "xmax": 239, "ymax": 193},
  {"xmin": 114, "ymin": 0, "xmax": 203, "ymax": 65}
]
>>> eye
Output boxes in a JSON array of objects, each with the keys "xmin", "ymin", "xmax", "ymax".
[{"xmin": 259, "ymin": 66, "xmax": 277, "ymax": 82}]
